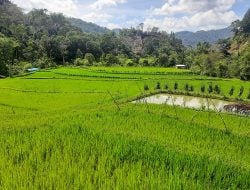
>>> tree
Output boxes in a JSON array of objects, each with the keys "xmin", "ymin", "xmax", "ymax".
[
  {"xmin": 138, "ymin": 23, "xmax": 144, "ymax": 31},
  {"xmin": 240, "ymin": 8, "xmax": 250, "ymax": 34},
  {"xmin": 100, "ymin": 33, "xmax": 116, "ymax": 54},
  {"xmin": 23, "ymin": 39, "xmax": 39, "ymax": 62},
  {"xmin": 217, "ymin": 39, "xmax": 230, "ymax": 56},
  {"xmin": 158, "ymin": 54, "xmax": 169, "ymax": 67},
  {"xmin": 76, "ymin": 49, "xmax": 83, "ymax": 59},
  {"xmin": 55, "ymin": 36, "xmax": 69, "ymax": 65},
  {"xmin": 231, "ymin": 20, "xmax": 241, "ymax": 35},
  {"xmin": 239, "ymin": 47, "xmax": 250, "ymax": 80},
  {"xmin": 196, "ymin": 42, "xmax": 210, "ymax": 54},
  {"xmin": 215, "ymin": 60, "xmax": 229, "ymax": 78},
  {"xmin": 0, "ymin": 36, "xmax": 19, "ymax": 76},
  {"xmin": 203, "ymin": 56, "xmax": 215, "ymax": 76}
]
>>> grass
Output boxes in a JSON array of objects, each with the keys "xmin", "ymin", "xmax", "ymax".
[{"xmin": 0, "ymin": 66, "xmax": 249, "ymax": 189}]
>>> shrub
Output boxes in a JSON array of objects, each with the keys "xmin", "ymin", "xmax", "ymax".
[
  {"xmin": 174, "ymin": 82, "xmax": 178, "ymax": 90},
  {"xmin": 84, "ymin": 53, "xmax": 95, "ymax": 66},
  {"xmin": 104, "ymin": 54, "xmax": 120, "ymax": 66},
  {"xmin": 208, "ymin": 84, "xmax": 213, "ymax": 93},
  {"xmin": 144, "ymin": 84, "xmax": 149, "ymax": 91},
  {"xmin": 155, "ymin": 82, "xmax": 161, "ymax": 90},
  {"xmin": 164, "ymin": 84, "xmax": 169, "ymax": 90},
  {"xmin": 229, "ymin": 87, "xmax": 234, "ymax": 96},
  {"xmin": 21, "ymin": 62, "xmax": 33, "ymax": 71},
  {"xmin": 139, "ymin": 58, "xmax": 149, "ymax": 66},
  {"xmin": 189, "ymin": 86, "xmax": 194, "ymax": 92},
  {"xmin": 185, "ymin": 84, "xmax": 189, "ymax": 91},
  {"xmin": 214, "ymin": 85, "xmax": 221, "ymax": 94},
  {"xmin": 125, "ymin": 59, "xmax": 134, "ymax": 66},
  {"xmin": 201, "ymin": 85, "xmax": 205, "ymax": 93},
  {"xmin": 34, "ymin": 56, "xmax": 55, "ymax": 69},
  {"xmin": 238, "ymin": 86, "xmax": 244, "ymax": 97},
  {"xmin": 75, "ymin": 58, "xmax": 93, "ymax": 66},
  {"xmin": 247, "ymin": 90, "xmax": 250, "ymax": 99}
]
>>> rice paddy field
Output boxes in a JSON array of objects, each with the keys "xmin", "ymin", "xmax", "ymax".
[{"xmin": 0, "ymin": 66, "xmax": 250, "ymax": 189}]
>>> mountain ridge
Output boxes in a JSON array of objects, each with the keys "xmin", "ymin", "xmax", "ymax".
[
  {"xmin": 68, "ymin": 16, "xmax": 234, "ymax": 47},
  {"xmin": 176, "ymin": 27, "xmax": 233, "ymax": 47},
  {"xmin": 68, "ymin": 17, "xmax": 111, "ymax": 34}
]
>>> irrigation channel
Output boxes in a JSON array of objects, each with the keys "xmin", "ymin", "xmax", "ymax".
[{"xmin": 133, "ymin": 94, "xmax": 250, "ymax": 116}]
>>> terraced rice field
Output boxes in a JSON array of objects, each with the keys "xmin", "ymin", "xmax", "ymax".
[{"xmin": 0, "ymin": 67, "xmax": 249, "ymax": 189}]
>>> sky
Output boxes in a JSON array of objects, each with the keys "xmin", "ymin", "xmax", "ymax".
[{"xmin": 11, "ymin": 0, "xmax": 250, "ymax": 32}]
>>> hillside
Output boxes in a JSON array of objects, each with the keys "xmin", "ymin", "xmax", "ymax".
[
  {"xmin": 176, "ymin": 27, "xmax": 233, "ymax": 47},
  {"xmin": 68, "ymin": 17, "xmax": 110, "ymax": 34}
]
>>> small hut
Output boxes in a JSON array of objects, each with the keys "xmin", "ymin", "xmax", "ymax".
[
  {"xmin": 27, "ymin": 68, "xmax": 39, "ymax": 72},
  {"xmin": 175, "ymin": 64, "xmax": 186, "ymax": 69}
]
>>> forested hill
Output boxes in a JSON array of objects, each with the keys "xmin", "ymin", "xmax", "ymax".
[
  {"xmin": 68, "ymin": 18, "xmax": 110, "ymax": 34},
  {"xmin": 0, "ymin": 0, "xmax": 249, "ymax": 80},
  {"xmin": 0, "ymin": 0, "xmax": 185, "ymax": 76},
  {"xmin": 176, "ymin": 27, "xmax": 233, "ymax": 47}
]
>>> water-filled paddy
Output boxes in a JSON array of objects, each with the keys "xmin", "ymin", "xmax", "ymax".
[{"xmin": 134, "ymin": 94, "xmax": 236, "ymax": 112}]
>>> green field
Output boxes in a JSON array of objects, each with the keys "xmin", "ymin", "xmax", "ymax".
[{"xmin": 0, "ymin": 67, "xmax": 249, "ymax": 189}]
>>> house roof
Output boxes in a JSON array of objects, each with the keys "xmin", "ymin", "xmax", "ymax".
[
  {"xmin": 27, "ymin": 68, "xmax": 39, "ymax": 72},
  {"xmin": 175, "ymin": 64, "xmax": 186, "ymax": 67}
]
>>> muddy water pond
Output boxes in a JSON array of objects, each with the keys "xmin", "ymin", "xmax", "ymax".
[{"xmin": 133, "ymin": 94, "xmax": 237, "ymax": 113}]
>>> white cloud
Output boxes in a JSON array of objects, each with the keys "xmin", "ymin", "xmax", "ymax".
[
  {"xmin": 144, "ymin": 10, "xmax": 239, "ymax": 32},
  {"xmin": 81, "ymin": 12, "xmax": 112, "ymax": 23},
  {"xmin": 89, "ymin": 0, "xmax": 126, "ymax": 10},
  {"xmin": 11, "ymin": 0, "xmax": 241, "ymax": 32},
  {"xmin": 85, "ymin": 0, "xmax": 127, "ymax": 25},
  {"xmin": 106, "ymin": 23, "xmax": 120, "ymax": 29},
  {"xmin": 12, "ymin": 0, "xmax": 79, "ymax": 17},
  {"xmin": 11, "ymin": 0, "xmax": 118, "ymax": 25},
  {"xmin": 153, "ymin": 0, "xmax": 236, "ymax": 15},
  {"xmin": 145, "ymin": 0, "xmax": 239, "ymax": 32}
]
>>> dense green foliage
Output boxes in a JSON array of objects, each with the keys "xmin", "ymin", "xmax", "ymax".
[
  {"xmin": 0, "ymin": 67, "xmax": 249, "ymax": 189},
  {"xmin": 0, "ymin": 1, "xmax": 186, "ymax": 76},
  {"xmin": 0, "ymin": 1, "xmax": 249, "ymax": 81},
  {"xmin": 187, "ymin": 8, "xmax": 250, "ymax": 80}
]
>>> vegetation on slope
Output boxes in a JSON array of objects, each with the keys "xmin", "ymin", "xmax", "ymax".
[
  {"xmin": 68, "ymin": 17, "xmax": 110, "ymax": 34},
  {"xmin": 1, "ymin": 1, "xmax": 249, "ymax": 81}
]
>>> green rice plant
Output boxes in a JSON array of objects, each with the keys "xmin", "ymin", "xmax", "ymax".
[{"xmin": 0, "ymin": 66, "xmax": 249, "ymax": 189}]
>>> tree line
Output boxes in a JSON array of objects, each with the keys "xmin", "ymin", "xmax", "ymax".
[{"xmin": 0, "ymin": 0, "xmax": 249, "ymax": 80}]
